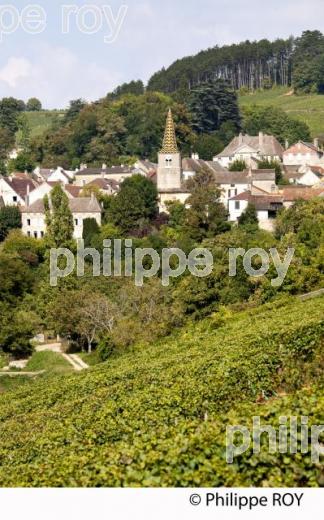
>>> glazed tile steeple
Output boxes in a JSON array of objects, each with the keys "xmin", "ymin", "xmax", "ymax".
[{"xmin": 160, "ymin": 108, "xmax": 178, "ymax": 154}]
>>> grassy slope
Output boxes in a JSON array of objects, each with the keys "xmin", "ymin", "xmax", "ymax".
[
  {"xmin": 0, "ymin": 352, "xmax": 73, "ymax": 394},
  {"xmin": 239, "ymin": 87, "xmax": 324, "ymax": 137},
  {"xmin": 23, "ymin": 110, "xmax": 66, "ymax": 138},
  {"xmin": 26, "ymin": 351, "xmax": 74, "ymax": 374},
  {"xmin": 0, "ymin": 296, "xmax": 323, "ymax": 486}
]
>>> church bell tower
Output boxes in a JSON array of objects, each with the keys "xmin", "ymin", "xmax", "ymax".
[{"xmin": 157, "ymin": 109, "xmax": 182, "ymax": 191}]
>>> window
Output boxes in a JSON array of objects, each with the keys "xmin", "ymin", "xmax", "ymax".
[
  {"xmin": 231, "ymin": 184, "xmax": 235, "ymax": 188},
  {"xmin": 74, "ymin": 219, "xmax": 78, "ymax": 226},
  {"xmin": 40, "ymin": 231, "xmax": 44, "ymax": 238},
  {"xmin": 235, "ymin": 201, "xmax": 240, "ymax": 210},
  {"xmin": 27, "ymin": 219, "xmax": 31, "ymax": 226},
  {"xmin": 27, "ymin": 231, "xmax": 31, "ymax": 237},
  {"xmin": 13, "ymin": 196, "xmax": 17, "ymax": 202},
  {"xmin": 165, "ymin": 158, "xmax": 172, "ymax": 167},
  {"xmin": 34, "ymin": 231, "xmax": 38, "ymax": 238},
  {"xmin": 235, "ymin": 189, "xmax": 238, "ymax": 196}
]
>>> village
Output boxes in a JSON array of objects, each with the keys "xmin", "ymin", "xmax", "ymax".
[{"xmin": 1, "ymin": 109, "xmax": 323, "ymax": 237}]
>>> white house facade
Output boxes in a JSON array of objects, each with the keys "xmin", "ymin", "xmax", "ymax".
[
  {"xmin": 21, "ymin": 197, "xmax": 102, "ymax": 239},
  {"xmin": 283, "ymin": 141, "xmax": 323, "ymax": 167},
  {"xmin": 216, "ymin": 132, "xmax": 284, "ymax": 168}
]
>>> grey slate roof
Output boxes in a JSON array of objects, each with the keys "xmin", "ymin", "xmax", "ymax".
[
  {"xmin": 75, "ymin": 166, "xmax": 133, "ymax": 176},
  {"xmin": 251, "ymin": 170, "xmax": 276, "ymax": 181},
  {"xmin": 229, "ymin": 191, "xmax": 284, "ymax": 210},
  {"xmin": 21, "ymin": 197, "xmax": 102, "ymax": 214},
  {"xmin": 217, "ymin": 133, "xmax": 284, "ymax": 158},
  {"xmin": 1, "ymin": 176, "xmax": 37, "ymax": 199}
]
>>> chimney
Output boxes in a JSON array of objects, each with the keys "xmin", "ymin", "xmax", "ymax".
[
  {"xmin": 25, "ymin": 184, "xmax": 30, "ymax": 207},
  {"xmin": 191, "ymin": 152, "xmax": 199, "ymax": 160},
  {"xmin": 102, "ymin": 163, "xmax": 107, "ymax": 170},
  {"xmin": 259, "ymin": 131, "xmax": 264, "ymax": 148},
  {"xmin": 239, "ymin": 133, "xmax": 243, "ymax": 145},
  {"xmin": 314, "ymin": 138, "xmax": 319, "ymax": 149},
  {"xmin": 285, "ymin": 139, "xmax": 289, "ymax": 150}
]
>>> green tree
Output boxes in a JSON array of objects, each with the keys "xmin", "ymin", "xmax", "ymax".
[
  {"xmin": 82, "ymin": 218, "xmax": 100, "ymax": 247},
  {"xmin": 0, "ymin": 127, "xmax": 15, "ymax": 160},
  {"xmin": 121, "ymin": 175, "xmax": 158, "ymax": 220},
  {"xmin": 109, "ymin": 185, "xmax": 146, "ymax": 234},
  {"xmin": 188, "ymin": 80, "xmax": 241, "ymax": 134},
  {"xmin": 292, "ymin": 31, "xmax": 324, "ymax": 93},
  {"xmin": 44, "ymin": 186, "xmax": 74, "ymax": 248},
  {"xmin": 0, "ymin": 309, "xmax": 36, "ymax": 358},
  {"xmin": 165, "ymin": 200, "xmax": 186, "ymax": 229},
  {"xmin": 257, "ymin": 159, "xmax": 283, "ymax": 184},
  {"xmin": 8, "ymin": 152, "xmax": 35, "ymax": 173},
  {"xmin": 107, "ymin": 80, "xmax": 145, "ymax": 100},
  {"xmin": 242, "ymin": 105, "xmax": 311, "ymax": 146},
  {"xmin": 63, "ymin": 99, "xmax": 87, "ymax": 124},
  {"xmin": 238, "ymin": 203, "xmax": 259, "ymax": 229},
  {"xmin": 0, "ymin": 97, "xmax": 25, "ymax": 135},
  {"xmin": 0, "ymin": 159, "xmax": 7, "ymax": 176},
  {"xmin": 0, "ymin": 252, "xmax": 34, "ymax": 303},
  {"xmin": 2, "ymin": 229, "xmax": 44, "ymax": 266},
  {"xmin": 16, "ymin": 114, "xmax": 31, "ymax": 151},
  {"xmin": 0, "ymin": 206, "xmax": 22, "ymax": 241},
  {"xmin": 185, "ymin": 166, "xmax": 230, "ymax": 241},
  {"xmin": 26, "ymin": 98, "xmax": 42, "ymax": 111},
  {"xmin": 193, "ymin": 133, "xmax": 224, "ymax": 160},
  {"xmin": 109, "ymin": 175, "xmax": 158, "ymax": 233},
  {"xmin": 229, "ymin": 159, "xmax": 247, "ymax": 172}
]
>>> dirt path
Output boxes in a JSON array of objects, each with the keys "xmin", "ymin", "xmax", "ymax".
[
  {"xmin": 35, "ymin": 343, "xmax": 89, "ymax": 371},
  {"xmin": 0, "ymin": 371, "xmax": 45, "ymax": 377}
]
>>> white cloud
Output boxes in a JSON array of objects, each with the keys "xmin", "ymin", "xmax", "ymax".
[
  {"xmin": 0, "ymin": 45, "xmax": 122, "ymax": 108},
  {"xmin": 0, "ymin": 57, "xmax": 31, "ymax": 87}
]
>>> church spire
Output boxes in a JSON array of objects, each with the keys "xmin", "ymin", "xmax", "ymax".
[{"xmin": 160, "ymin": 108, "xmax": 178, "ymax": 153}]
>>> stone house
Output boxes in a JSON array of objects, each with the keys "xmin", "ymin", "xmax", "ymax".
[
  {"xmin": 0, "ymin": 175, "xmax": 37, "ymax": 206},
  {"xmin": 21, "ymin": 196, "xmax": 102, "ymax": 239},
  {"xmin": 215, "ymin": 132, "xmax": 284, "ymax": 168},
  {"xmin": 74, "ymin": 165, "xmax": 135, "ymax": 187},
  {"xmin": 228, "ymin": 192, "xmax": 284, "ymax": 231},
  {"xmin": 283, "ymin": 141, "xmax": 323, "ymax": 167}
]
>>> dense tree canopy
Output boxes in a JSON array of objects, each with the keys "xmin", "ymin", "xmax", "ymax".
[
  {"xmin": 148, "ymin": 37, "xmax": 294, "ymax": 94},
  {"xmin": 0, "ymin": 206, "xmax": 22, "ymax": 241},
  {"xmin": 109, "ymin": 175, "xmax": 158, "ymax": 234},
  {"xmin": 26, "ymin": 98, "xmax": 42, "ymax": 111},
  {"xmin": 188, "ymin": 81, "xmax": 241, "ymax": 134},
  {"xmin": 30, "ymin": 92, "xmax": 196, "ymax": 167},
  {"xmin": 0, "ymin": 97, "xmax": 25, "ymax": 135},
  {"xmin": 242, "ymin": 105, "xmax": 311, "ymax": 146},
  {"xmin": 292, "ymin": 31, "xmax": 324, "ymax": 93},
  {"xmin": 44, "ymin": 185, "xmax": 74, "ymax": 248}
]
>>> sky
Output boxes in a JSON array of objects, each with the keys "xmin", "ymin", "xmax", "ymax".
[{"xmin": 0, "ymin": 0, "xmax": 323, "ymax": 109}]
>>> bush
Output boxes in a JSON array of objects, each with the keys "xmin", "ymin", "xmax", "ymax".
[
  {"xmin": 97, "ymin": 337, "xmax": 115, "ymax": 361},
  {"xmin": 0, "ymin": 206, "xmax": 21, "ymax": 241}
]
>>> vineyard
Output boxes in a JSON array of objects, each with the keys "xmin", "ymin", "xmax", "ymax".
[
  {"xmin": 239, "ymin": 86, "xmax": 324, "ymax": 137},
  {"xmin": 0, "ymin": 295, "xmax": 323, "ymax": 486}
]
